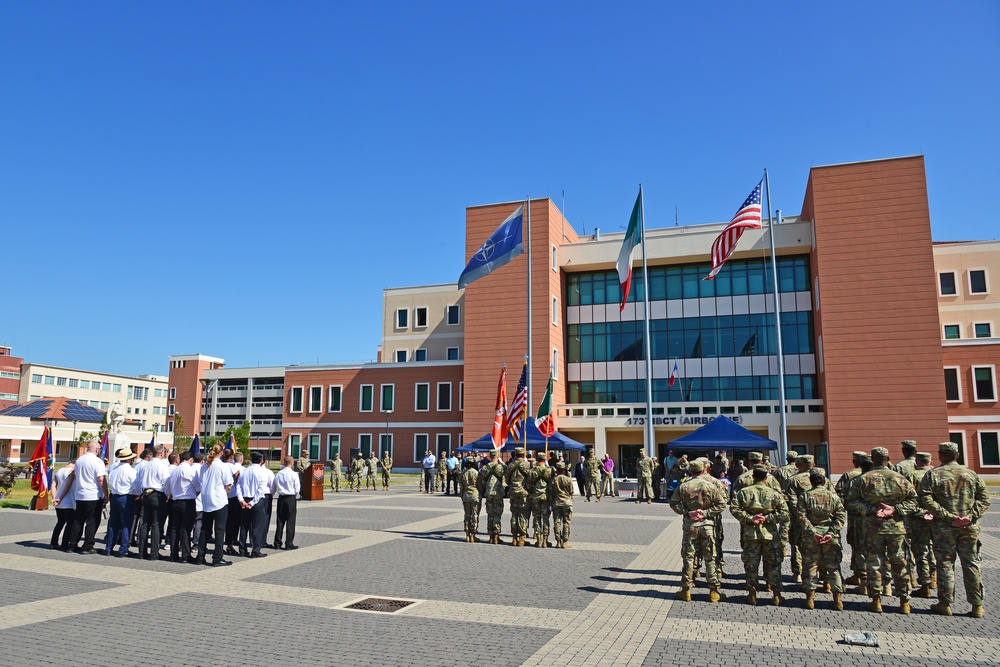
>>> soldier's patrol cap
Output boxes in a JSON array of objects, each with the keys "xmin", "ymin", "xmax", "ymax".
[
  {"xmin": 748, "ymin": 452, "xmax": 763, "ymax": 462},
  {"xmin": 915, "ymin": 452, "xmax": 933, "ymax": 464},
  {"xmin": 695, "ymin": 457, "xmax": 711, "ymax": 467},
  {"xmin": 858, "ymin": 453, "xmax": 872, "ymax": 463},
  {"xmin": 489, "ymin": 449, "xmax": 498, "ymax": 458},
  {"xmin": 852, "ymin": 450, "xmax": 867, "ymax": 459},
  {"xmin": 535, "ymin": 451, "xmax": 546, "ymax": 461},
  {"xmin": 813, "ymin": 466, "xmax": 828, "ymax": 477},
  {"xmin": 795, "ymin": 455, "xmax": 814, "ymax": 465},
  {"xmin": 871, "ymin": 447, "xmax": 890, "ymax": 459},
  {"xmin": 786, "ymin": 451, "xmax": 798, "ymax": 462},
  {"xmin": 752, "ymin": 465, "xmax": 768, "ymax": 473},
  {"xmin": 901, "ymin": 440, "xmax": 917, "ymax": 448},
  {"xmin": 513, "ymin": 447, "xmax": 525, "ymax": 456},
  {"xmin": 555, "ymin": 462, "xmax": 567, "ymax": 471},
  {"xmin": 688, "ymin": 459, "xmax": 705, "ymax": 474},
  {"xmin": 938, "ymin": 442, "xmax": 960, "ymax": 455}
]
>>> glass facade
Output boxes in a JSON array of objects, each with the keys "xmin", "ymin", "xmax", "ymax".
[{"xmin": 568, "ymin": 374, "xmax": 817, "ymax": 404}]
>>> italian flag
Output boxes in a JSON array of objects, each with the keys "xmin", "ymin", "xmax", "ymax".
[
  {"xmin": 535, "ymin": 371, "xmax": 556, "ymax": 437},
  {"xmin": 616, "ymin": 188, "xmax": 643, "ymax": 311}
]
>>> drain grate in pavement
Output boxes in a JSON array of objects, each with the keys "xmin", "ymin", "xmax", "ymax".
[{"xmin": 344, "ymin": 597, "xmax": 416, "ymax": 613}]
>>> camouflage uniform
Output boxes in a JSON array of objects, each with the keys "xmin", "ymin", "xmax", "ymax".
[
  {"xmin": 847, "ymin": 449, "xmax": 917, "ymax": 609},
  {"xmin": 907, "ymin": 453, "xmax": 937, "ymax": 593},
  {"xmin": 919, "ymin": 443, "xmax": 990, "ymax": 614},
  {"xmin": 477, "ymin": 456, "xmax": 506, "ymax": 543},
  {"xmin": 380, "ymin": 455, "xmax": 392, "ymax": 490},
  {"xmin": 730, "ymin": 456, "xmax": 782, "ymax": 553},
  {"xmin": 505, "ymin": 451, "xmax": 532, "ymax": 546},
  {"xmin": 527, "ymin": 457, "xmax": 554, "ymax": 547},
  {"xmin": 636, "ymin": 454, "xmax": 655, "ymax": 503},
  {"xmin": 702, "ymin": 460, "xmax": 730, "ymax": 573},
  {"xmin": 895, "ymin": 441, "xmax": 919, "ymax": 584},
  {"xmin": 710, "ymin": 456, "xmax": 729, "ymax": 480},
  {"xmin": 365, "ymin": 454, "xmax": 378, "ymax": 489},
  {"xmin": 797, "ymin": 483, "xmax": 847, "ymax": 598},
  {"xmin": 350, "ymin": 455, "xmax": 365, "ymax": 492},
  {"xmin": 459, "ymin": 460, "xmax": 481, "ymax": 541},
  {"xmin": 584, "ymin": 454, "xmax": 602, "ymax": 501},
  {"xmin": 551, "ymin": 465, "xmax": 574, "ymax": 548},
  {"xmin": 436, "ymin": 456, "xmax": 448, "ymax": 493},
  {"xmin": 296, "ymin": 454, "xmax": 310, "ymax": 473},
  {"xmin": 670, "ymin": 462, "xmax": 727, "ymax": 598},
  {"xmin": 731, "ymin": 475, "xmax": 790, "ymax": 601},
  {"xmin": 783, "ymin": 457, "xmax": 834, "ymax": 579},
  {"xmin": 834, "ymin": 453, "xmax": 866, "ymax": 582},
  {"xmin": 330, "ymin": 455, "xmax": 342, "ymax": 492}
]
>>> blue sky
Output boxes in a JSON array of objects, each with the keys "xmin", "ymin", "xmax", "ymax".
[{"xmin": 2, "ymin": 1, "xmax": 998, "ymax": 377}]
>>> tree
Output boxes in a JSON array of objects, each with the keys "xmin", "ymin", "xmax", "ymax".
[
  {"xmin": 221, "ymin": 421, "xmax": 252, "ymax": 458},
  {"xmin": 173, "ymin": 413, "xmax": 192, "ymax": 451}
]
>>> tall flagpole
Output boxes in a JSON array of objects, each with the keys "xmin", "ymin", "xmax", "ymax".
[
  {"xmin": 525, "ymin": 197, "xmax": 532, "ymax": 433},
  {"xmin": 764, "ymin": 170, "xmax": 788, "ymax": 461},
  {"xmin": 639, "ymin": 186, "xmax": 655, "ymax": 459}
]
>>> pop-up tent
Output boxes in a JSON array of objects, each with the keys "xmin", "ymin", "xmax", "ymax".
[
  {"xmin": 666, "ymin": 415, "xmax": 777, "ymax": 451},
  {"xmin": 456, "ymin": 419, "xmax": 588, "ymax": 453}
]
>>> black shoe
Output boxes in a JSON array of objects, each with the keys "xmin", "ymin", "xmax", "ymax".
[
  {"xmin": 75, "ymin": 548, "xmax": 96, "ymax": 555},
  {"xmin": 272, "ymin": 543, "xmax": 282, "ymax": 550},
  {"xmin": 210, "ymin": 559, "xmax": 233, "ymax": 567},
  {"xmin": 224, "ymin": 547, "xmax": 238, "ymax": 556},
  {"xmin": 249, "ymin": 552, "xmax": 267, "ymax": 558},
  {"xmin": 188, "ymin": 557, "xmax": 202, "ymax": 565},
  {"xmin": 239, "ymin": 550, "xmax": 249, "ymax": 558},
  {"xmin": 113, "ymin": 552, "xmax": 127, "ymax": 558},
  {"xmin": 285, "ymin": 545, "xmax": 298, "ymax": 550}
]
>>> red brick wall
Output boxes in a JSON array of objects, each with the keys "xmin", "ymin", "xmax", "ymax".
[
  {"xmin": 943, "ymin": 342, "xmax": 1000, "ymax": 473},
  {"xmin": 168, "ymin": 359, "xmax": 223, "ymax": 436}
]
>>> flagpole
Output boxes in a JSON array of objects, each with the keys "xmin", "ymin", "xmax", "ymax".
[
  {"xmin": 525, "ymin": 197, "xmax": 532, "ymax": 433},
  {"xmin": 639, "ymin": 185, "xmax": 654, "ymax": 459},
  {"xmin": 764, "ymin": 169, "xmax": 788, "ymax": 461}
]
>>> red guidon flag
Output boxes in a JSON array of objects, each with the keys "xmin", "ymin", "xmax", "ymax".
[
  {"xmin": 704, "ymin": 180, "xmax": 763, "ymax": 280},
  {"xmin": 616, "ymin": 188, "xmax": 643, "ymax": 311},
  {"xmin": 491, "ymin": 364, "xmax": 508, "ymax": 449},
  {"xmin": 29, "ymin": 427, "xmax": 50, "ymax": 496}
]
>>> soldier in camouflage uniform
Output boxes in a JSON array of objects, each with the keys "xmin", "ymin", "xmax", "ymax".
[
  {"xmin": 350, "ymin": 452, "xmax": 365, "ymax": 492},
  {"xmin": 380, "ymin": 452, "xmax": 392, "ymax": 490},
  {"xmin": 436, "ymin": 453, "xmax": 448, "ymax": 493},
  {"xmin": 636, "ymin": 450, "xmax": 655, "ymax": 504},
  {"xmin": 477, "ymin": 450, "xmax": 506, "ymax": 544},
  {"xmin": 730, "ymin": 452, "xmax": 782, "ymax": 554},
  {"xmin": 772, "ymin": 451, "xmax": 799, "ymax": 488},
  {"xmin": 505, "ymin": 447, "xmax": 532, "ymax": 546},
  {"xmin": 894, "ymin": 440, "xmax": 919, "ymax": 586},
  {"xmin": 919, "ymin": 441, "xmax": 990, "ymax": 618},
  {"xmin": 527, "ymin": 451, "xmax": 554, "ymax": 547},
  {"xmin": 296, "ymin": 451, "xmax": 311, "ymax": 474},
  {"xmin": 783, "ymin": 455, "xmax": 834, "ymax": 583},
  {"xmin": 459, "ymin": 456, "xmax": 481, "ymax": 542},
  {"xmin": 670, "ymin": 459, "xmax": 727, "ymax": 602},
  {"xmin": 909, "ymin": 451, "xmax": 937, "ymax": 598},
  {"xmin": 847, "ymin": 447, "xmax": 917, "ymax": 614},
  {"xmin": 697, "ymin": 456, "xmax": 729, "ymax": 577},
  {"xmin": 365, "ymin": 452, "xmax": 378, "ymax": 490},
  {"xmin": 835, "ymin": 451, "xmax": 866, "ymax": 585},
  {"xmin": 731, "ymin": 467, "xmax": 790, "ymax": 606},
  {"xmin": 584, "ymin": 451, "xmax": 603, "ymax": 502},
  {"xmin": 552, "ymin": 462, "xmax": 574, "ymax": 548},
  {"xmin": 798, "ymin": 468, "xmax": 847, "ymax": 610},
  {"xmin": 710, "ymin": 453, "xmax": 729, "ymax": 480},
  {"xmin": 329, "ymin": 454, "xmax": 342, "ymax": 492}
]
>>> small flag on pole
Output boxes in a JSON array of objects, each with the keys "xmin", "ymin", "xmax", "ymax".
[
  {"xmin": 99, "ymin": 431, "xmax": 110, "ymax": 463},
  {"xmin": 668, "ymin": 361, "xmax": 680, "ymax": 387},
  {"xmin": 507, "ymin": 362, "xmax": 529, "ymax": 441},
  {"xmin": 535, "ymin": 371, "xmax": 556, "ymax": 437},
  {"xmin": 458, "ymin": 204, "xmax": 525, "ymax": 289},
  {"xmin": 704, "ymin": 180, "xmax": 763, "ymax": 280},
  {"xmin": 227, "ymin": 434, "xmax": 236, "ymax": 451},
  {"xmin": 616, "ymin": 188, "xmax": 643, "ymax": 311},
  {"xmin": 491, "ymin": 365, "xmax": 508, "ymax": 450},
  {"xmin": 29, "ymin": 427, "xmax": 51, "ymax": 496},
  {"xmin": 190, "ymin": 434, "xmax": 202, "ymax": 455}
]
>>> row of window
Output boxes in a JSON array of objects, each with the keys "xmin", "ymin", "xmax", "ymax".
[
  {"xmin": 567, "ymin": 256, "xmax": 811, "ymax": 307},
  {"xmin": 939, "ymin": 269, "xmax": 990, "ymax": 297},
  {"xmin": 944, "ymin": 366, "xmax": 997, "ymax": 403},
  {"xmin": 289, "ymin": 431, "xmax": 460, "ymax": 462},
  {"xmin": 393, "ymin": 347, "xmax": 461, "ymax": 363},
  {"xmin": 567, "ymin": 312, "xmax": 814, "ymax": 363},
  {"xmin": 0, "ymin": 392, "xmax": 17, "ymax": 401},
  {"xmin": 394, "ymin": 304, "xmax": 461, "ymax": 329},
  {"xmin": 31, "ymin": 375, "xmax": 123, "ymax": 392},
  {"xmin": 126, "ymin": 407, "xmax": 149, "ymax": 415},
  {"xmin": 567, "ymin": 374, "xmax": 819, "ymax": 404},
  {"xmin": 289, "ymin": 382, "xmax": 463, "ymax": 414},
  {"xmin": 0, "ymin": 371, "xmax": 20, "ymax": 380},
  {"xmin": 943, "ymin": 322, "xmax": 992, "ymax": 340}
]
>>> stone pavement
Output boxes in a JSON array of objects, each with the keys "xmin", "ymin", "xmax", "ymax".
[{"xmin": 0, "ymin": 490, "xmax": 997, "ymax": 666}]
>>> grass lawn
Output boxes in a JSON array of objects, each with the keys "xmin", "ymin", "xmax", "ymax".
[{"xmin": 0, "ymin": 477, "xmax": 39, "ymax": 509}]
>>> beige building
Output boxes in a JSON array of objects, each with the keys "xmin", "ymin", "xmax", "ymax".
[
  {"xmin": 934, "ymin": 240, "xmax": 1000, "ymax": 341},
  {"xmin": 19, "ymin": 363, "xmax": 169, "ymax": 432},
  {"xmin": 380, "ymin": 283, "xmax": 465, "ymax": 363}
]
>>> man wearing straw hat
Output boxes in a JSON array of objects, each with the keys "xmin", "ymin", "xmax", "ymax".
[{"xmin": 104, "ymin": 447, "xmax": 137, "ymax": 557}]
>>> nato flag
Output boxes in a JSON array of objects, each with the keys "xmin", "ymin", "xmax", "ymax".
[{"xmin": 458, "ymin": 204, "xmax": 525, "ymax": 289}]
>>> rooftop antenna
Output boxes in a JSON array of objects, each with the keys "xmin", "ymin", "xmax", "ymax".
[{"xmin": 675, "ymin": 206, "xmax": 679, "ymax": 227}]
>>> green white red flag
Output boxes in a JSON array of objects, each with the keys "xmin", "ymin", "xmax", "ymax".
[
  {"xmin": 616, "ymin": 188, "xmax": 643, "ymax": 311},
  {"xmin": 535, "ymin": 371, "xmax": 556, "ymax": 437}
]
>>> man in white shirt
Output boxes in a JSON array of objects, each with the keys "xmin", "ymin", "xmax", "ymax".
[
  {"xmin": 198, "ymin": 444, "xmax": 235, "ymax": 566},
  {"xmin": 224, "ymin": 450, "xmax": 244, "ymax": 555},
  {"xmin": 422, "ymin": 450, "xmax": 436, "ymax": 494},
  {"xmin": 130, "ymin": 448, "xmax": 153, "ymax": 548},
  {"xmin": 56, "ymin": 440, "xmax": 107, "ymax": 554},
  {"xmin": 257, "ymin": 459, "xmax": 276, "ymax": 548},
  {"xmin": 166, "ymin": 449, "xmax": 201, "ymax": 563},
  {"xmin": 50, "ymin": 457, "xmax": 76, "ymax": 550},
  {"xmin": 105, "ymin": 448, "xmax": 137, "ymax": 557},
  {"xmin": 236, "ymin": 452, "xmax": 267, "ymax": 558},
  {"xmin": 136, "ymin": 444, "xmax": 170, "ymax": 560},
  {"xmin": 273, "ymin": 456, "xmax": 301, "ymax": 550}
]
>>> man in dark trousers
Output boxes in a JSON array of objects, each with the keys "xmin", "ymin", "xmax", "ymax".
[
  {"xmin": 574, "ymin": 456, "xmax": 587, "ymax": 498},
  {"xmin": 273, "ymin": 456, "xmax": 301, "ymax": 550}
]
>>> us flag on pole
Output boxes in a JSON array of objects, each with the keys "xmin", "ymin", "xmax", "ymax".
[
  {"xmin": 703, "ymin": 180, "xmax": 763, "ymax": 280},
  {"xmin": 507, "ymin": 362, "xmax": 529, "ymax": 441}
]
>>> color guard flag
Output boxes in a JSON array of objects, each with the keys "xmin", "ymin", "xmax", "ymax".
[
  {"xmin": 507, "ymin": 362, "xmax": 529, "ymax": 442},
  {"xmin": 458, "ymin": 204, "xmax": 525, "ymax": 289},
  {"xmin": 99, "ymin": 431, "xmax": 109, "ymax": 463},
  {"xmin": 227, "ymin": 434, "xmax": 236, "ymax": 451},
  {"xmin": 491, "ymin": 364, "xmax": 508, "ymax": 450},
  {"xmin": 29, "ymin": 427, "xmax": 51, "ymax": 496},
  {"xmin": 668, "ymin": 361, "xmax": 680, "ymax": 388},
  {"xmin": 616, "ymin": 188, "xmax": 643, "ymax": 311},
  {"xmin": 535, "ymin": 371, "xmax": 556, "ymax": 437},
  {"xmin": 704, "ymin": 180, "xmax": 763, "ymax": 280},
  {"xmin": 190, "ymin": 434, "xmax": 201, "ymax": 456}
]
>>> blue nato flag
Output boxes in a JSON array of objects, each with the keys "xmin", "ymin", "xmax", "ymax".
[{"xmin": 457, "ymin": 204, "xmax": 525, "ymax": 289}]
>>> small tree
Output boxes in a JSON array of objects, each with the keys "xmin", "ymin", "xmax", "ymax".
[
  {"xmin": 173, "ymin": 413, "xmax": 192, "ymax": 451},
  {"xmin": 221, "ymin": 421, "xmax": 252, "ymax": 458}
]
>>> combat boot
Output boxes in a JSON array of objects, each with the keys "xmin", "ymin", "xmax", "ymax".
[
  {"xmin": 496, "ymin": 535, "xmax": 505, "ymax": 545},
  {"xmin": 930, "ymin": 601, "xmax": 953, "ymax": 616},
  {"xmin": 772, "ymin": 594, "xmax": 783, "ymax": 607},
  {"xmin": 562, "ymin": 541, "xmax": 571, "ymax": 549},
  {"xmin": 844, "ymin": 573, "xmax": 862, "ymax": 586},
  {"xmin": 899, "ymin": 597, "xmax": 911, "ymax": 614},
  {"xmin": 544, "ymin": 532, "xmax": 551, "ymax": 547},
  {"xmin": 868, "ymin": 597, "xmax": 883, "ymax": 613},
  {"xmin": 707, "ymin": 589, "xmax": 722, "ymax": 603},
  {"xmin": 747, "ymin": 589, "xmax": 757, "ymax": 606},
  {"xmin": 803, "ymin": 591, "xmax": 815, "ymax": 610},
  {"xmin": 674, "ymin": 588, "xmax": 691, "ymax": 602},
  {"xmin": 534, "ymin": 535, "xmax": 542, "ymax": 548},
  {"xmin": 555, "ymin": 539, "xmax": 563, "ymax": 548},
  {"xmin": 821, "ymin": 582, "xmax": 832, "ymax": 593},
  {"xmin": 913, "ymin": 584, "xmax": 932, "ymax": 598},
  {"xmin": 971, "ymin": 605, "xmax": 985, "ymax": 618},
  {"xmin": 931, "ymin": 572, "xmax": 937, "ymax": 589},
  {"xmin": 832, "ymin": 593, "xmax": 843, "ymax": 611},
  {"xmin": 647, "ymin": 499, "xmax": 652, "ymax": 504}
]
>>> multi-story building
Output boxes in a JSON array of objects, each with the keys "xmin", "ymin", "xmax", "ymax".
[
  {"xmin": 0, "ymin": 346, "xmax": 22, "ymax": 410},
  {"xmin": 380, "ymin": 284, "xmax": 464, "ymax": 363}
]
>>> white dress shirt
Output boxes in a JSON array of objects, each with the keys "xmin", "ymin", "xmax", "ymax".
[
  {"xmin": 257, "ymin": 465, "xmax": 276, "ymax": 497},
  {"xmin": 201, "ymin": 459, "xmax": 234, "ymax": 513},
  {"xmin": 138, "ymin": 457, "xmax": 170, "ymax": 492},
  {"xmin": 167, "ymin": 462, "xmax": 201, "ymax": 500},
  {"xmin": 107, "ymin": 462, "xmax": 137, "ymax": 495},
  {"xmin": 227, "ymin": 462, "xmax": 243, "ymax": 498},
  {"xmin": 273, "ymin": 467, "xmax": 301, "ymax": 496},
  {"xmin": 73, "ymin": 452, "xmax": 107, "ymax": 502},
  {"xmin": 54, "ymin": 466, "xmax": 77, "ymax": 509},
  {"xmin": 236, "ymin": 464, "xmax": 262, "ymax": 506}
]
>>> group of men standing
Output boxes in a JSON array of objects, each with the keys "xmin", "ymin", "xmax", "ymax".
[
  {"xmin": 325, "ymin": 451, "xmax": 392, "ymax": 492},
  {"xmin": 668, "ymin": 440, "xmax": 989, "ymax": 618}
]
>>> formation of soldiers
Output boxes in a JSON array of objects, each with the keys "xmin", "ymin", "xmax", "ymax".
[
  {"xmin": 325, "ymin": 452, "xmax": 393, "ymax": 493},
  {"xmin": 669, "ymin": 440, "xmax": 990, "ymax": 618}
]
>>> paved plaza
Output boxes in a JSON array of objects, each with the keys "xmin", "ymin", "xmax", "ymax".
[{"xmin": 0, "ymin": 490, "xmax": 998, "ymax": 666}]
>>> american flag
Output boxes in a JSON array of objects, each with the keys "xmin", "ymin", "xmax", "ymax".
[
  {"xmin": 507, "ymin": 362, "xmax": 529, "ymax": 441},
  {"xmin": 703, "ymin": 180, "xmax": 763, "ymax": 280}
]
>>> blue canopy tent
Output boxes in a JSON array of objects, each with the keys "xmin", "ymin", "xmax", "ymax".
[
  {"xmin": 666, "ymin": 416, "xmax": 777, "ymax": 451},
  {"xmin": 456, "ymin": 420, "xmax": 588, "ymax": 453}
]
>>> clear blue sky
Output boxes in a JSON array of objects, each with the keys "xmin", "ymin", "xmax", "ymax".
[{"xmin": 2, "ymin": 1, "xmax": 998, "ymax": 377}]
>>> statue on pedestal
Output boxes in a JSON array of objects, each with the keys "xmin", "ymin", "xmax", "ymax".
[{"xmin": 109, "ymin": 400, "xmax": 125, "ymax": 434}]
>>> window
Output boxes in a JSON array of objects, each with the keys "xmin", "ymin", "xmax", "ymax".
[
  {"xmin": 100, "ymin": 402, "xmax": 109, "ymax": 411},
  {"xmin": 289, "ymin": 434, "xmax": 301, "ymax": 458},
  {"xmin": 31, "ymin": 374, "xmax": 41, "ymax": 383},
  {"xmin": 414, "ymin": 433, "xmax": 429, "ymax": 461},
  {"xmin": 290, "ymin": 386, "xmax": 304, "ymax": 413},
  {"xmin": 975, "ymin": 323, "xmax": 992, "ymax": 338},
  {"xmin": 979, "ymin": 432, "xmax": 1000, "ymax": 467},
  {"xmin": 944, "ymin": 368, "xmax": 962, "ymax": 402},
  {"xmin": 112, "ymin": 383, "xmax": 121, "ymax": 392},
  {"xmin": 415, "ymin": 348, "xmax": 427, "ymax": 362},
  {"xmin": 380, "ymin": 384, "xmax": 394, "ymax": 412},
  {"xmin": 969, "ymin": 269, "xmax": 989, "ymax": 295},
  {"xmin": 436, "ymin": 433, "xmax": 451, "ymax": 455},
  {"xmin": 447, "ymin": 304, "xmax": 460, "ymax": 326},
  {"xmin": 328, "ymin": 386, "xmax": 342, "ymax": 412},
  {"xmin": 415, "ymin": 307, "xmax": 428, "ymax": 328},
  {"xmin": 359, "ymin": 434, "xmax": 373, "ymax": 458},
  {"xmin": 446, "ymin": 347, "xmax": 460, "ymax": 361},
  {"xmin": 168, "ymin": 404, "xmax": 175, "ymax": 416},
  {"xmin": 437, "ymin": 382, "xmax": 452, "ymax": 411},
  {"xmin": 415, "ymin": 383, "xmax": 430, "ymax": 411},
  {"xmin": 553, "ymin": 349, "xmax": 559, "ymax": 380},
  {"xmin": 167, "ymin": 421, "xmax": 174, "ymax": 432},
  {"xmin": 327, "ymin": 434, "xmax": 340, "ymax": 460},
  {"xmin": 80, "ymin": 379, "xmax": 91, "ymax": 389},
  {"xmin": 309, "ymin": 386, "xmax": 323, "ymax": 412},
  {"xmin": 552, "ymin": 244, "xmax": 558, "ymax": 271},
  {"xmin": 379, "ymin": 433, "xmax": 393, "ymax": 457},
  {"xmin": 552, "ymin": 296, "xmax": 558, "ymax": 325},
  {"xmin": 132, "ymin": 386, "xmax": 144, "ymax": 400},
  {"xmin": 459, "ymin": 382, "xmax": 464, "ymax": 411},
  {"xmin": 395, "ymin": 350, "xmax": 407, "ymax": 363},
  {"xmin": 0, "ymin": 371, "xmax": 20, "ymax": 380},
  {"xmin": 304, "ymin": 434, "xmax": 318, "ymax": 459},
  {"xmin": 949, "ymin": 431, "xmax": 966, "ymax": 465},
  {"xmin": 360, "ymin": 384, "xmax": 374, "ymax": 412},
  {"xmin": 973, "ymin": 366, "xmax": 996, "ymax": 402},
  {"xmin": 396, "ymin": 309, "xmax": 408, "ymax": 328},
  {"xmin": 44, "ymin": 375, "xmax": 55, "ymax": 385},
  {"xmin": 56, "ymin": 377, "xmax": 67, "ymax": 386},
  {"xmin": 169, "ymin": 387, "xmax": 176, "ymax": 400},
  {"xmin": 938, "ymin": 272, "xmax": 957, "ymax": 296},
  {"xmin": 102, "ymin": 382, "xmax": 112, "ymax": 392},
  {"xmin": 944, "ymin": 324, "xmax": 961, "ymax": 340}
]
